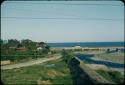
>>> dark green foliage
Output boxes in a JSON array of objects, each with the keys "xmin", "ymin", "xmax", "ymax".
[
  {"xmin": 116, "ymin": 48, "xmax": 118, "ymax": 52},
  {"xmin": 45, "ymin": 45, "xmax": 50, "ymax": 50},
  {"xmin": 69, "ymin": 58, "xmax": 80, "ymax": 66},
  {"xmin": 61, "ymin": 49, "xmax": 76, "ymax": 66},
  {"xmin": 108, "ymin": 71, "xmax": 124, "ymax": 83},
  {"xmin": 1, "ymin": 39, "xmax": 50, "ymax": 62},
  {"xmin": 96, "ymin": 70, "xmax": 124, "ymax": 84},
  {"xmin": 106, "ymin": 48, "xmax": 110, "ymax": 53},
  {"xmin": 21, "ymin": 39, "xmax": 32, "ymax": 46},
  {"xmin": 0, "ymin": 39, "xmax": 3, "ymax": 45},
  {"xmin": 17, "ymin": 44, "xmax": 23, "ymax": 48},
  {"xmin": 8, "ymin": 39, "xmax": 20, "ymax": 47},
  {"xmin": 61, "ymin": 49, "xmax": 70, "ymax": 63}
]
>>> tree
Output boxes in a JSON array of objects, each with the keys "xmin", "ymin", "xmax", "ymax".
[
  {"xmin": 38, "ymin": 42, "xmax": 46, "ymax": 48},
  {"xmin": 27, "ymin": 42, "xmax": 37, "ymax": 50},
  {"xmin": 0, "ymin": 39, "xmax": 3, "ymax": 45},
  {"xmin": 1, "ymin": 39, "xmax": 3, "ymax": 48},
  {"xmin": 45, "ymin": 45, "xmax": 50, "ymax": 51},
  {"xmin": 21, "ymin": 39, "xmax": 32, "ymax": 46},
  {"xmin": 21, "ymin": 39, "xmax": 37, "ymax": 50},
  {"xmin": 62, "ymin": 49, "xmax": 69, "ymax": 63},
  {"xmin": 106, "ymin": 48, "xmax": 110, "ymax": 53},
  {"xmin": 17, "ymin": 44, "xmax": 23, "ymax": 48},
  {"xmin": 8, "ymin": 39, "xmax": 20, "ymax": 47},
  {"xmin": 116, "ymin": 48, "xmax": 118, "ymax": 52}
]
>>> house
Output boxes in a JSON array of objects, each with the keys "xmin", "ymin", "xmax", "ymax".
[
  {"xmin": 118, "ymin": 48, "xmax": 124, "ymax": 52},
  {"xmin": 37, "ymin": 47, "xmax": 43, "ymax": 51},
  {"xmin": 74, "ymin": 45, "xmax": 81, "ymax": 49},
  {"xmin": 16, "ymin": 47, "xmax": 27, "ymax": 51}
]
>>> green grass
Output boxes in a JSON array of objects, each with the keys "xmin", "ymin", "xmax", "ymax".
[
  {"xmin": 1, "ymin": 58, "xmax": 73, "ymax": 85},
  {"xmin": 96, "ymin": 70, "xmax": 124, "ymax": 84}
]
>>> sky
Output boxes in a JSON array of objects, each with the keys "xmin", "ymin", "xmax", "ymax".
[{"xmin": 1, "ymin": 1, "xmax": 124, "ymax": 43}]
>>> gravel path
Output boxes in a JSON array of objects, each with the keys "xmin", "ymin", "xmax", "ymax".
[{"xmin": 1, "ymin": 54, "xmax": 62, "ymax": 70}]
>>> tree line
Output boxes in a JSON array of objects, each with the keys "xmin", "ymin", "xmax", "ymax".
[{"xmin": 1, "ymin": 39, "xmax": 50, "ymax": 61}]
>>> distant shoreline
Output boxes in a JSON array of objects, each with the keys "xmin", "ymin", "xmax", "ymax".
[
  {"xmin": 47, "ymin": 41, "xmax": 124, "ymax": 43},
  {"xmin": 50, "ymin": 46, "xmax": 124, "ymax": 48},
  {"xmin": 48, "ymin": 42, "xmax": 124, "ymax": 48},
  {"xmin": 50, "ymin": 46, "xmax": 124, "ymax": 50}
]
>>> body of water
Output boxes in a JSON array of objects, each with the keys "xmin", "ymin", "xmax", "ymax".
[
  {"xmin": 76, "ymin": 54, "xmax": 124, "ymax": 69},
  {"xmin": 48, "ymin": 42, "xmax": 124, "ymax": 48}
]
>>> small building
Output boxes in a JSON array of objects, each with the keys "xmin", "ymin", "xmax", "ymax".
[
  {"xmin": 37, "ymin": 47, "xmax": 43, "ymax": 51},
  {"xmin": 118, "ymin": 48, "xmax": 124, "ymax": 52},
  {"xmin": 16, "ymin": 47, "xmax": 27, "ymax": 51},
  {"xmin": 74, "ymin": 45, "xmax": 81, "ymax": 49}
]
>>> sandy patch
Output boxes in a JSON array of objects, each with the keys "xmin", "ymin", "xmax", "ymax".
[
  {"xmin": 85, "ymin": 64, "xmax": 109, "ymax": 71},
  {"xmin": 47, "ymin": 69, "xmax": 64, "ymax": 78},
  {"xmin": 1, "ymin": 60, "xmax": 11, "ymax": 65},
  {"xmin": 37, "ymin": 80, "xmax": 52, "ymax": 85}
]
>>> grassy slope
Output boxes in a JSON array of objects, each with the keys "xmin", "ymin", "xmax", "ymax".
[
  {"xmin": 1, "ymin": 58, "xmax": 73, "ymax": 85},
  {"xmin": 96, "ymin": 69, "xmax": 124, "ymax": 84}
]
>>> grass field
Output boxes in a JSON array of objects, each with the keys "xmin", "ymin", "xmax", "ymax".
[{"xmin": 1, "ymin": 58, "xmax": 73, "ymax": 85}]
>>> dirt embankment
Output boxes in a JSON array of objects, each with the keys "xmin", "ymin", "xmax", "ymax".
[
  {"xmin": 68, "ymin": 57, "xmax": 112, "ymax": 85},
  {"xmin": 1, "ymin": 54, "xmax": 62, "ymax": 70}
]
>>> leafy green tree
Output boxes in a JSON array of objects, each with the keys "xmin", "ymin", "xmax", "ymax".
[
  {"xmin": 21, "ymin": 39, "xmax": 32, "ymax": 46},
  {"xmin": 0, "ymin": 39, "xmax": 3, "ymax": 45},
  {"xmin": 62, "ymin": 49, "xmax": 69, "ymax": 63},
  {"xmin": 27, "ymin": 42, "xmax": 37, "ymax": 50},
  {"xmin": 21, "ymin": 39, "xmax": 37, "ymax": 50},
  {"xmin": 106, "ymin": 48, "xmax": 110, "ymax": 53},
  {"xmin": 17, "ymin": 44, "xmax": 23, "ymax": 48},
  {"xmin": 116, "ymin": 48, "xmax": 118, "ymax": 52},
  {"xmin": 8, "ymin": 39, "xmax": 20, "ymax": 47},
  {"xmin": 37, "ymin": 42, "xmax": 50, "ymax": 54}
]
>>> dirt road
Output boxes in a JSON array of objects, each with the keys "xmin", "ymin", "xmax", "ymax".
[{"xmin": 1, "ymin": 54, "xmax": 62, "ymax": 70}]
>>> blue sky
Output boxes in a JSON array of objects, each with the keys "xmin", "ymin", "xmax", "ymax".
[{"xmin": 1, "ymin": 1, "xmax": 124, "ymax": 43}]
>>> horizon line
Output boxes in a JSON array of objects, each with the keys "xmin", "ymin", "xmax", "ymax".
[
  {"xmin": 47, "ymin": 41, "xmax": 124, "ymax": 43},
  {"xmin": 1, "ymin": 39, "xmax": 124, "ymax": 43}
]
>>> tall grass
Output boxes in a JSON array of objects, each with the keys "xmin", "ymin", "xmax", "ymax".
[
  {"xmin": 1, "ymin": 58, "xmax": 73, "ymax": 85},
  {"xmin": 96, "ymin": 70, "xmax": 124, "ymax": 84}
]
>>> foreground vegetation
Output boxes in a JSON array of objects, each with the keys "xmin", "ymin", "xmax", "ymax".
[
  {"xmin": 61, "ymin": 50, "xmax": 125, "ymax": 84},
  {"xmin": 96, "ymin": 69, "xmax": 124, "ymax": 84},
  {"xmin": 1, "ymin": 58, "xmax": 73, "ymax": 85}
]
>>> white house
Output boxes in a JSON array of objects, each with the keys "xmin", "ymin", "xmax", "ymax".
[
  {"xmin": 37, "ymin": 47, "xmax": 43, "ymax": 51},
  {"xmin": 74, "ymin": 45, "xmax": 81, "ymax": 49}
]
